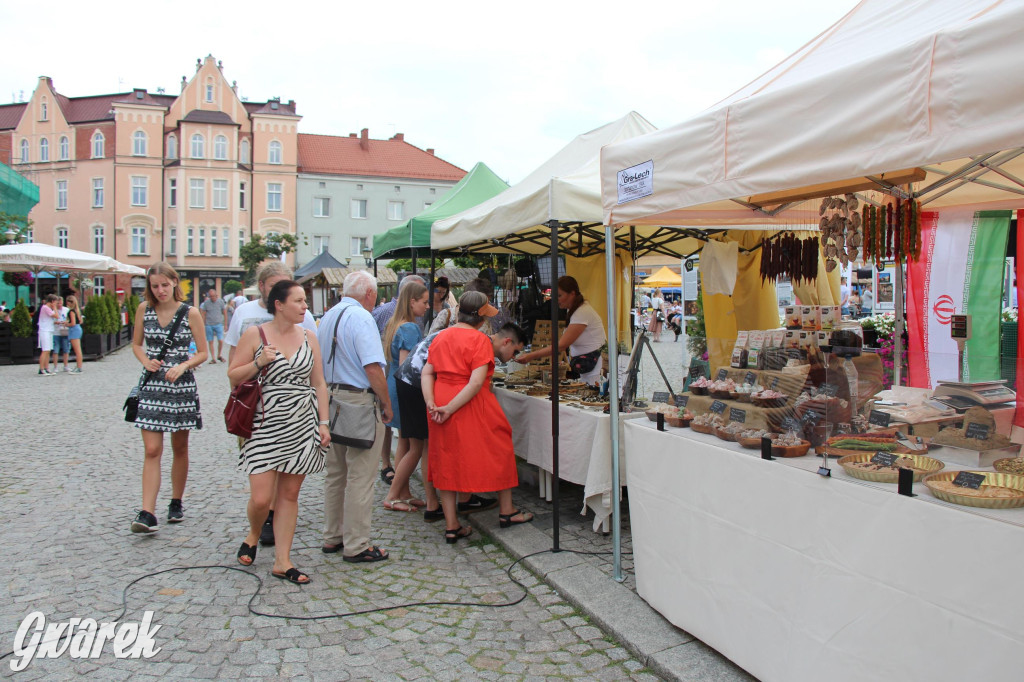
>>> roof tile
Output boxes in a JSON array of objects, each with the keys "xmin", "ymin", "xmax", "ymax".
[{"xmin": 298, "ymin": 133, "xmax": 465, "ymax": 181}]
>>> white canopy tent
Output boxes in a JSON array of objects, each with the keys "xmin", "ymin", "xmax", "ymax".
[
  {"xmin": 600, "ymin": 0, "xmax": 1024, "ymax": 227},
  {"xmin": 0, "ymin": 243, "xmax": 145, "ymax": 301}
]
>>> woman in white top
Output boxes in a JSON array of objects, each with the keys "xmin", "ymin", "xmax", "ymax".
[
  {"xmin": 516, "ymin": 276, "xmax": 607, "ymax": 385},
  {"xmin": 648, "ymin": 288, "xmax": 665, "ymax": 341}
]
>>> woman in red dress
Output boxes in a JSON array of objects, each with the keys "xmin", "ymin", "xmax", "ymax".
[{"xmin": 422, "ymin": 291, "xmax": 533, "ymax": 543}]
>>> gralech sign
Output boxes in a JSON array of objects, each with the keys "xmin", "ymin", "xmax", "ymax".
[{"xmin": 616, "ymin": 160, "xmax": 654, "ymax": 204}]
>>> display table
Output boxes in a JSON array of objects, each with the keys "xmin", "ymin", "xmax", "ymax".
[
  {"xmin": 494, "ymin": 387, "xmax": 644, "ymax": 531},
  {"xmin": 624, "ymin": 419, "xmax": 1024, "ymax": 682}
]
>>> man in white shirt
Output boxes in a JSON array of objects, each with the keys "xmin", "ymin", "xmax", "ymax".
[{"xmin": 36, "ymin": 295, "xmax": 59, "ymax": 376}]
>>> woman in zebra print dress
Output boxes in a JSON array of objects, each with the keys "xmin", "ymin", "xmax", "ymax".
[
  {"xmin": 130, "ymin": 262, "xmax": 208, "ymax": 534},
  {"xmin": 228, "ymin": 280, "xmax": 329, "ymax": 585}
]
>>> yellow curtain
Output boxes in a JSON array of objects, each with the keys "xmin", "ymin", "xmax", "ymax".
[{"xmin": 565, "ymin": 248, "xmax": 632, "ymax": 350}]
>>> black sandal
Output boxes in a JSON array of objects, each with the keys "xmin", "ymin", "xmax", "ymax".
[
  {"xmin": 498, "ymin": 509, "xmax": 534, "ymax": 528},
  {"xmin": 342, "ymin": 546, "xmax": 389, "ymax": 563},
  {"xmin": 271, "ymin": 567, "xmax": 310, "ymax": 585},
  {"xmin": 237, "ymin": 542, "xmax": 257, "ymax": 566},
  {"xmin": 379, "ymin": 467, "xmax": 395, "ymax": 484},
  {"xmin": 445, "ymin": 526, "xmax": 473, "ymax": 544}
]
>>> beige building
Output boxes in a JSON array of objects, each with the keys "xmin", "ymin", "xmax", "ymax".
[{"xmin": 0, "ymin": 55, "xmax": 300, "ymax": 300}]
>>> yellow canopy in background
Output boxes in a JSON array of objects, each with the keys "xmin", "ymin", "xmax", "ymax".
[{"xmin": 641, "ymin": 266, "xmax": 682, "ymax": 288}]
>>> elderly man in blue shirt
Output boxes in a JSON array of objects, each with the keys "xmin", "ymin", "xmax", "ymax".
[{"xmin": 317, "ymin": 270, "xmax": 393, "ymax": 563}]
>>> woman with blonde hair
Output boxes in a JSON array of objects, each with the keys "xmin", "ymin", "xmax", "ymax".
[
  {"xmin": 65, "ymin": 295, "xmax": 84, "ymax": 373},
  {"xmin": 129, "ymin": 262, "xmax": 207, "ymax": 534},
  {"xmin": 381, "ymin": 280, "xmax": 430, "ymax": 511}
]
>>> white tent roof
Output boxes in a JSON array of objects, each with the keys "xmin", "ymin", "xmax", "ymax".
[
  {"xmin": 601, "ymin": 0, "xmax": 1024, "ymax": 226},
  {"xmin": 432, "ymin": 112, "xmax": 657, "ymax": 251},
  {"xmin": 0, "ymin": 243, "xmax": 144, "ymax": 274}
]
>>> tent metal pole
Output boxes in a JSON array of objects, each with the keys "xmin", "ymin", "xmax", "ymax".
[
  {"xmin": 427, "ymin": 253, "xmax": 437, "ymax": 329},
  {"xmin": 605, "ymin": 225, "xmax": 623, "ymax": 582},
  {"xmin": 547, "ymin": 220, "xmax": 561, "ymax": 553},
  {"xmin": 895, "ymin": 260, "xmax": 905, "ymax": 387}
]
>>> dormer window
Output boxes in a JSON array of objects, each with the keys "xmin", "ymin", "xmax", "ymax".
[
  {"xmin": 40, "ymin": 100, "xmax": 48, "ymax": 121},
  {"xmin": 206, "ymin": 84, "xmax": 214, "ymax": 102}
]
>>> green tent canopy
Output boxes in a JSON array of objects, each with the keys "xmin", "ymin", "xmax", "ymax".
[
  {"xmin": 0, "ymin": 161, "xmax": 40, "ymax": 221},
  {"xmin": 373, "ymin": 162, "xmax": 509, "ymax": 259}
]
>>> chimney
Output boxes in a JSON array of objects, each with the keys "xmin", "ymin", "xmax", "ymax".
[
  {"xmin": 392, "ymin": 132, "xmax": 404, "ymax": 142},
  {"xmin": 39, "ymin": 76, "xmax": 53, "ymax": 89},
  {"xmin": 349, "ymin": 133, "xmax": 357, "ymax": 138},
  {"xmin": 360, "ymin": 128, "xmax": 369, "ymax": 151},
  {"xmin": 426, "ymin": 148, "xmax": 435, "ymax": 156}
]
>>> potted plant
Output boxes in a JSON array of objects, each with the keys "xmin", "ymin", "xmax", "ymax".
[
  {"xmin": 860, "ymin": 315, "xmax": 879, "ymax": 348},
  {"xmin": 9, "ymin": 300, "xmax": 34, "ymax": 360},
  {"xmin": 81, "ymin": 296, "xmax": 106, "ymax": 357}
]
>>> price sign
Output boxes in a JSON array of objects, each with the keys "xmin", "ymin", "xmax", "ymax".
[
  {"xmin": 964, "ymin": 422, "xmax": 990, "ymax": 440},
  {"xmin": 869, "ymin": 410, "xmax": 892, "ymax": 427},
  {"xmin": 651, "ymin": 391, "xmax": 670, "ymax": 404},
  {"xmin": 821, "ymin": 383, "xmax": 839, "ymax": 397},
  {"xmin": 729, "ymin": 407, "xmax": 747, "ymax": 424},
  {"xmin": 674, "ymin": 394, "xmax": 688, "ymax": 408},
  {"xmin": 744, "ymin": 372, "xmax": 757, "ymax": 386},
  {"xmin": 710, "ymin": 400, "xmax": 727, "ymax": 414},
  {"xmin": 717, "ymin": 368, "xmax": 728, "ymax": 380},
  {"xmin": 689, "ymin": 365, "xmax": 704, "ymax": 379},
  {"xmin": 870, "ymin": 451, "xmax": 899, "ymax": 467},
  {"xmin": 952, "ymin": 471, "xmax": 986, "ymax": 490},
  {"xmin": 771, "ymin": 377, "xmax": 781, "ymax": 391},
  {"xmin": 801, "ymin": 410, "xmax": 822, "ymax": 426},
  {"xmin": 781, "ymin": 417, "xmax": 802, "ymax": 432}
]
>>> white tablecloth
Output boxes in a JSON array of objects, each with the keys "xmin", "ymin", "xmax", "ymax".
[
  {"xmin": 624, "ymin": 419, "xmax": 1024, "ymax": 682},
  {"xmin": 494, "ymin": 388, "xmax": 643, "ymax": 530}
]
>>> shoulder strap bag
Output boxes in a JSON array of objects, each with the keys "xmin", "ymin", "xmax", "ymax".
[
  {"xmin": 123, "ymin": 305, "xmax": 189, "ymax": 422},
  {"xmin": 223, "ymin": 325, "xmax": 270, "ymax": 439},
  {"xmin": 325, "ymin": 306, "xmax": 378, "ymax": 449}
]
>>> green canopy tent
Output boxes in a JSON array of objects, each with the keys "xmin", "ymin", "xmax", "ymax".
[{"xmin": 372, "ymin": 162, "xmax": 509, "ymax": 260}]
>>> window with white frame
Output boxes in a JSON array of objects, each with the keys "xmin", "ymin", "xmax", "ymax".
[
  {"xmin": 92, "ymin": 178, "xmax": 104, "ymax": 208},
  {"xmin": 92, "ymin": 226, "xmax": 104, "ymax": 254},
  {"xmin": 356, "ymin": 184, "xmax": 363, "ymax": 190},
  {"xmin": 429, "ymin": 187, "xmax": 436, "ymax": 195},
  {"xmin": 350, "ymin": 236, "xmax": 368, "ymax": 257},
  {"xmin": 313, "ymin": 235, "xmax": 330, "ymax": 254},
  {"xmin": 40, "ymin": 138, "xmax": 49, "ymax": 162},
  {"xmin": 92, "ymin": 132, "xmax": 104, "ymax": 158},
  {"xmin": 199, "ymin": 228, "xmax": 206, "ymax": 255},
  {"xmin": 59, "ymin": 136, "xmax": 69, "ymax": 161},
  {"xmin": 222, "ymin": 229, "xmax": 229, "ymax": 256},
  {"xmin": 187, "ymin": 227, "xmax": 194, "ymax": 255},
  {"xmin": 267, "ymin": 183, "xmax": 282, "ymax": 212},
  {"xmin": 189, "ymin": 179, "xmax": 205, "ymax": 208},
  {"xmin": 190, "ymin": 133, "xmax": 204, "ymax": 159},
  {"xmin": 133, "ymin": 131, "xmax": 147, "ymax": 156},
  {"xmin": 167, "ymin": 134, "xmax": 177, "ymax": 159},
  {"xmin": 130, "ymin": 226, "xmax": 147, "ymax": 255},
  {"xmin": 239, "ymin": 230, "xmax": 246, "ymax": 253},
  {"xmin": 57, "ymin": 227, "xmax": 68, "ymax": 249},
  {"xmin": 206, "ymin": 83, "xmax": 214, "ymax": 102},
  {"xmin": 239, "ymin": 182, "xmax": 247, "ymax": 210},
  {"xmin": 268, "ymin": 141, "xmax": 282, "ymax": 164},
  {"xmin": 239, "ymin": 139, "xmax": 250, "ymax": 164},
  {"xmin": 25, "ymin": 229, "xmax": 33, "ymax": 243},
  {"xmin": 313, "ymin": 197, "xmax": 330, "ymax": 217},
  {"xmin": 168, "ymin": 178, "xmax": 177, "ymax": 207},
  {"xmin": 351, "ymin": 199, "xmax": 367, "ymax": 219},
  {"xmin": 211, "ymin": 227, "xmax": 217, "ymax": 255},
  {"xmin": 92, "ymin": 276, "xmax": 105, "ymax": 296},
  {"xmin": 388, "ymin": 200, "xmax": 404, "ymax": 221},
  {"xmin": 56, "ymin": 180, "xmax": 68, "ymax": 210},
  {"xmin": 40, "ymin": 101, "xmax": 47, "ymax": 121},
  {"xmin": 169, "ymin": 228, "xmax": 177, "ymax": 255},
  {"xmin": 131, "ymin": 176, "xmax": 148, "ymax": 206},
  {"xmin": 212, "ymin": 179, "xmax": 228, "ymax": 209},
  {"xmin": 214, "ymin": 135, "xmax": 227, "ymax": 160}
]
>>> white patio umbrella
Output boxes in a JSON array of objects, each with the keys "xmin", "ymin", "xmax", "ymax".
[{"xmin": 0, "ymin": 243, "xmax": 145, "ymax": 302}]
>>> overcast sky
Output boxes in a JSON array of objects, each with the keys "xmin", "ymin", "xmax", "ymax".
[{"xmin": 2, "ymin": 0, "xmax": 856, "ymax": 184}]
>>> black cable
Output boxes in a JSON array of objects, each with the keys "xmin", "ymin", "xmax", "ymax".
[{"xmin": 0, "ymin": 546, "xmax": 632, "ymax": 662}]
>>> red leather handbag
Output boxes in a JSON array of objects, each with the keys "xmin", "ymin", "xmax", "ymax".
[{"xmin": 224, "ymin": 326, "xmax": 269, "ymax": 438}]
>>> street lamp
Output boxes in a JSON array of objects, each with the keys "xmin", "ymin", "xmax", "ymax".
[
  {"xmin": 3, "ymin": 227, "xmax": 17, "ymax": 243},
  {"xmin": 362, "ymin": 246, "xmax": 372, "ymax": 267}
]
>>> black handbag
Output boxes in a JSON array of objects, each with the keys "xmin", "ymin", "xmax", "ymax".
[{"xmin": 124, "ymin": 305, "xmax": 189, "ymax": 422}]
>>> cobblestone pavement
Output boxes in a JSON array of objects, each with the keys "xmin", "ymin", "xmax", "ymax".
[{"xmin": 0, "ymin": 349, "xmax": 662, "ymax": 681}]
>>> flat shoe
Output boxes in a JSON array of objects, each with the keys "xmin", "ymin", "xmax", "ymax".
[
  {"xmin": 379, "ymin": 467, "xmax": 395, "ymax": 484},
  {"xmin": 404, "ymin": 498, "xmax": 427, "ymax": 508},
  {"xmin": 321, "ymin": 542, "xmax": 344, "ymax": 554},
  {"xmin": 271, "ymin": 567, "xmax": 310, "ymax": 585},
  {"xmin": 343, "ymin": 546, "xmax": 388, "ymax": 563},
  {"xmin": 498, "ymin": 509, "xmax": 534, "ymax": 528},
  {"xmin": 237, "ymin": 541, "xmax": 257, "ymax": 566},
  {"xmin": 457, "ymin": 494, "xmax": 497, "ymax": 514},
  {"xmin": 423, "ymin": 507, "xmax": 445, "ymax": 523},
  {"xmin": 382, "ymin": 499, "xmax": 415, "ymax": 512},
  {"xmin": 445, "ymin": 525, "xmax": 473, "ymax": 544}
]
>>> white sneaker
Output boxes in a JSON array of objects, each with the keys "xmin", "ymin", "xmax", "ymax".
[
  {"xmin": 69, "ymin": 367, "xmax": 82, "ymax": 374},
  {"xmin": 38, "ymin": 369, "xmax": 54, "ymax": 376}
]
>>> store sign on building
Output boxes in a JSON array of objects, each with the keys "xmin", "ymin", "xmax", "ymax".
[{"xmin": 616, "ymin": 160, "xmax": 654, "ymax": 204}]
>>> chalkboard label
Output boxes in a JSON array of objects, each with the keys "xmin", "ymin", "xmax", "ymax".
[
  {"xmin": 964, "ymin": 422, "xmax": 990, "ymax": 440},
  {"xmin": 821, "ymin": 383, "xmax": 839, "ymax": 397},
  {"xmin": 717, "ymin": 368, "xmax": 728, "ymax": 380},
  {"xmin": 651, "ymin": 391, "xmax": 670, "ymax": 404},
  {"xmin": 870, "ymin": 451, "xmax": 899, "ymax": 467},
  {"xmin": 801, "ymin": 410, "xmax": 822, "ymax": 426},
  {"xmin": 771, "ymin": 377, "xmax": 781, "ymax": 390},
  {"xmin": 710, "ymin": 400, "xmax": 726, "ymax": 414},
  {"xmin": 781, "ymin": 417, "xmax": 802, "ymax": 432},
  {"xmin": 674, "ymin": 394, "xmax": 688, "ymax": 408},
  {"xmin": 869, "ymin": 410, "xmax": 892, "ymax": 427},
  {"xmin": 729, "ymin": 407, "xmax": 747, "ymax": 424},
  {"xmin": 744, "ymin": 372, "xmax": 757, "ymax": 386},
  {"xmin": 689, "ymin": 365, "xmax": 704, "ymax": 379},
  {"xmin": 952, "ymin": 471, "xmax": 986, "ymax": 490}
]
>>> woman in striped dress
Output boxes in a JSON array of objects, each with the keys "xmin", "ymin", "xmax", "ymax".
[
  {"xmin": 130, "ymin": 262, "xmax": 208, "ymax": 534},
  {"xmin": 228, "ymin": 280, "xmax": 329, "ymax": 585}
]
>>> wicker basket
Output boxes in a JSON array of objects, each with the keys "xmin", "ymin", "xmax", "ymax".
[
  {"xmin": 691, "ymin": 423, "xmax": 716, "ymax": 435},
  {"xmin": 838, "ymin": 452, "xmax": 944, "ymax": 483},
  {"xmin": 923, "ymin": 470, "xmax": 1024, "ymax": 509}
]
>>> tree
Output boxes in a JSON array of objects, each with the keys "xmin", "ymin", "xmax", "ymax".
[
  {"xmin": 125, "ymin": 294, "xmax": 140, "ymax": 326},
  {"xmin": 239, "ymin": 233, "xmax": 298, "ymax": 279},
  {"xmin": 3, "ymin": 271, "xmax": 33, "ymax": 303},
  {"xmin": 82, "ymin": 297, "xmax": 105, "ymax": 334},
  {"xmin": 223, "ymin": 279, "xmax": 243, "ymax": 295},
  {"xmin": 0, "ymin": 211, "xmax": 32, "ymax": 245}
]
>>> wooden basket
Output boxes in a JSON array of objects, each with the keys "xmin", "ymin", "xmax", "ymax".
[
  {"xmin": 665, "ymin": 416, "xmax": 691, "ymax": 428},
  {"xmin": 752, "ymin": 396, "xmax": 788, "ymax": 408},
  {"xmin": 771, "ymin": 440, "xmax": 812, "ymax": 458},
  {"xmin": 691, "ymin": 423, "xmax": 716, "ymax": 435}
]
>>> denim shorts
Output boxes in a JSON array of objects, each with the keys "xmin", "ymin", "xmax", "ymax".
[
  {"xmin": 53, "ymin": 335, "xmax": 70, "ymax": 354},
  {"xmin": 206, "ymin": 323, "xmax": 224, "ymax": 341}
]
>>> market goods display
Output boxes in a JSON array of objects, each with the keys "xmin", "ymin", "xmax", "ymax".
[
  {"xmin": 750, "ymin": 389, "xmax": 787, "ymax": 408},
  {"xmin": 770, "ymin": 432, "xmax": 812, "ymax": 458},
  {"xmin": 738, "ymin": 428, "xmax": 774, "ymax": 449},
  {"xmin": 759, "ymin": 233, "xmax": 820, "ymax": 283},
  {"xmin": 817, "ymin": 194, "xmax": 862, "ymax": 271},
  {"xmin": 822, "ymin": 432, "xmax": 910, "ymax": 458},
  {"xmin": 666, "ymin": 410, "xmax": 694, "ymax": 428},
  {"xmin": 838, "ymin": 452, "xmax": 944, "ymax": 483},
  {"xmin": 715, "ymin": 421, "xmax": 747, "ymax": 442},
  {"xmin": 862, "ymin": 198, "xmax": 923, "ymax": 266},
  {"xmin": 924, "ymin": 471, "xmax": 1024, "ymax": 509},
  {"xmin": 993, "ymin": 457, "xmax": 1024, "ymax": 475},
  {"xmin": 931, "ymin": 406, "xmax": 1012, "ymax": 450},
  {"xmin": 690, "ymin": 376, "xmax": 712, "ymax": 395},
  {"xmin": 708, "ymin": 378, "xmax": 737, "ymax": 399},
  {"xmin": 691, "ymin": 413, "xmax": 724, "ymax": 434}
]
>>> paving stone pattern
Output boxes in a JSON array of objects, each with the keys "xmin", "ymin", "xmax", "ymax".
[{"xmin": 0, "ymin": 349, "xmax": 668, "ymax": 681}]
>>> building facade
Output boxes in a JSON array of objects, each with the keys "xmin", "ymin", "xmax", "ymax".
[
  {"xmin": 0, "ymin": 56, "xmax": 300, "ymax": 301},
  {"xmin": 295, "ymin": 130, "xmax": 464, "ymax": 268}
]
